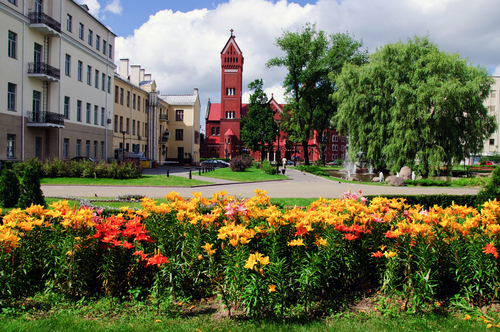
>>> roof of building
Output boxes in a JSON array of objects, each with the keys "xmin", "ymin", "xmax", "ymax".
[
  {"xmin": 140, "ymin": 81, "xmax": 153, "ymax": 86},
  {"xmin": 224, "ymin": 128, "xmax": 236, "ymax": 136},
  {"xmin": 159, "ymin": 95, "xmax": 197, "ymax": 105},
  {"xmin": 206, "ymin": 103, "xmax": 249, "ymax": 122},
  {"xmin": 206, "ymin": 137, "xmax": 220, "ymax": 145}
]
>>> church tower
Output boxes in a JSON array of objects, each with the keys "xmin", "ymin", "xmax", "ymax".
[{"xmin": 220, "ymin": 29, "xmax": 244, "ymax": 158}]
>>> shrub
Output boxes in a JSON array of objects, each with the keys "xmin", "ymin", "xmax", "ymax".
[
  {"xmin": 81, "ymin": 160, "xmax": 97, "ymax": 178},
  {"xmin": 261, "ymin": 160, "xmax": 277, "ymax": 175},
  {"xmin": 405, "ymin": 179, "xmax": 451, "ymax": 187},
  {"xmin": 229, "ymin": 156, "xmax": 253, "ymax": 172},
  {"xmin": 18, "ymin": 164, "xmax": 45, "ymax": 208},
  {"xmin": 0, "ymin": 168, "xmax": 21, "ymax": 208},
  {"xmin": 477, "ymin": 167, "xmax": 500, "ymax": 204}
]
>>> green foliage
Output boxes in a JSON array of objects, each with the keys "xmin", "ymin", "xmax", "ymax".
[
  {"xmin": 262, "ymin": 160, "xmax": 277, "ymax": 175},
  {"xmin": 405, "ymin": 179, "xmax": 451, "ymax": 187},
  {"xmin": 297, "ymin": 165, "xmax": 330, "ymax": 177},
  {"xmin": 0, "ymin": 169, "xmax": 21, "ymax": 208},
  {"xmin": 479, "ymin": 153, "xmax": 500, "ymax": 165},
  {"xmin": 477, "ymin": 167, "xmax": 500, "ymax": 204},
  {"xmin": 240, "ymin": 79, "xmax": 277, "ymax": 158},
  {"xmin": 229, "ymin": 156, "xmax": 253, "ymax": 172},
  {"xmin": 267, "ymin": 23, "xmax": 368, "ymax": 165},
  {"xmin": 18, "ymin": 164, "xmax": 45, "ymax": 208},
  {"xmin": 334, "ymin": 35, "xmax": 496, "ymax": 177}
]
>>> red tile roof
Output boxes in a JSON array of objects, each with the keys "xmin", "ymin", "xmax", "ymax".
[
  {"xmin": 207, "ymin": 103, "xmax": 221, "ymax": 121},
  {"xmin": 224, "ymin": 128, "xmax": 236, "ymax": 136}
]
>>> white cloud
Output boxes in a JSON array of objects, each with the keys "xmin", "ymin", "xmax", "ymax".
[
  {"xmin": 493, "ymin": 66, "xmax": 500, "ymax": 77},
  {"xmin": 76, "ymin": 0, "xmax": 101, "ymax": 17},
  {"xmin": 104, "ymin": 0, "xmax": 123, "ymax": 15},
  {"xmin": 113, "ymin": 0, "xmax": 500, "ymax": 131}
]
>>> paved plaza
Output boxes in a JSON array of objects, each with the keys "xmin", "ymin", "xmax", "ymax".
[{"xmin": 41, "ymin": 165, "xmax": 480, "ymax": 199}]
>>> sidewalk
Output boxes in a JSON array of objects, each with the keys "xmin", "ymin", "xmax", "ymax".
[{"xmin": 41, "ymin": 167, "xmax": 480, "ymax": 199}]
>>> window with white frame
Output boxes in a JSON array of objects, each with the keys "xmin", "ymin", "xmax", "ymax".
[
  {"xmin": 64, "ymin": 96, "xmax": 70, "ymax": 119},
  {"xmin": 94, "ymin": 105, "xmax": 98, "ymax": 125},
  {"xmin": 7, "ymin": 134, "xmax": 15, "ymax": 158},
  {"xmin": 77, "ymin": 61, "xmax": 82, "ymax": 81},
  {"xmin": 8, "ymin": 31, "xmax": 17, "ymax": 58},
  {"xmin": 7, "ymin": 83, "xmax": 16, "ymax": 111},
  {"xmin": 96, "ymin": 35, "xmax": 100, "ymax": 50},
  {"xmin": 87, "ymin": 65, "xmax": 91, "ymax": 85},
  {"xmin": 63, "ymin": 138, "xmax": 69, "ymax": 159},
  {"xmin": 79, "ymin": 23, "xmax": 84, "ymax": 39},
  {"xmin": 86, "ymin": 103, "xmax": 91, "ymax": 123},
  {"xmin": 77, "ymin": 100, "xmax": 82, "ymax": 121},
  {"xmin": 88, "ymin": 30, "xmax": 93, "ymax": 46},
  {"xmin": 66, "ymin": 14, "xmax": 72, "ymax": 32},
  {"xmin": 65, "ymin": 54, "xmax": 71, "ymax": 76}
]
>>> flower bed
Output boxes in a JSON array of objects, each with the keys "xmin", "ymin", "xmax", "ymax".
[{"xmin": 1, "ymin": 190, "xmax": 499, "ymax": 319}]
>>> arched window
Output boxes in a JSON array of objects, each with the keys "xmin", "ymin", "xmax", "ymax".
[
  {"xmin": 211, "ymin": 127, "xmax": 215, "ymax": 136},
  {"xmin": 216, "ymin": 127, "xmax": 220, "ymax": 136}
]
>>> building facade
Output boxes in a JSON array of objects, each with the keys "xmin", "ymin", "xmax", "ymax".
[
  {"xmin": 1, "ymin": 0, "xmax": 115, "ymax": 163},
  {"xmin": 201, "ymin": 31, "xmax": 347, "ymax": 163},
  {"xmin": 482, "ymin": 77, "xmax": 500, "ymax": 156}
]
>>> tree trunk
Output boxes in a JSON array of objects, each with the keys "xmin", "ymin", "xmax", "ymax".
[{"xmin": 303, "ymin": 141, "xmax": 310, "ymax": 165}]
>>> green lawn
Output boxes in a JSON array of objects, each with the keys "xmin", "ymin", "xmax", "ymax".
[
  {"xmin": 198, "ymin": 166, "xmax": 289, "ymax": 181},
  {"xmin": 40, "ymin": 175, "xmax": 213, "ymax": 187}
]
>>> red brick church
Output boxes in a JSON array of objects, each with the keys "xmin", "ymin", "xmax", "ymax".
[{"xmin": 200, "ymin": 31, "xmax": 348, "ymax": 163}]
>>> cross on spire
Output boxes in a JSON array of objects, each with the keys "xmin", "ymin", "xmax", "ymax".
[{"xmin": 230, "ymin": 29, "xmax": 234, "ymax": 36}]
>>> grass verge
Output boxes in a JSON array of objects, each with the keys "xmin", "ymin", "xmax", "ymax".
[
  {"xmin": 40, "ymin": 175, "xmax": 213, "ymax": 187},
  {"xmin": 198, "ymin": 167, "xmax": 288, "ymax": 182}
]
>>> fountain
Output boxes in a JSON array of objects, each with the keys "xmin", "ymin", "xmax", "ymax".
[{"xmin": 325, "ymin": 148, "xmax": 379, "ymax": 182}]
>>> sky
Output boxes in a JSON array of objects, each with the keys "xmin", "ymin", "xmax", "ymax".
[{"xmin": 77, "ymin": 0, "xmax": 500, "ymax": 132}]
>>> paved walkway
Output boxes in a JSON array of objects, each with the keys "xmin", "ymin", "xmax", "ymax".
[{"xmin": 41, "ymin": 166, "xmax": 480, "ymax": 199}]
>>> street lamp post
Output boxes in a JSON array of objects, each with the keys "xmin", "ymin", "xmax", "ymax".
[
  {"xmin": 121, "ymin": 130, "xmax": 126, "ymax": 162},
  {"xmin": 275, "ymin": 119, "xmax": 282, "ymax": 175}
]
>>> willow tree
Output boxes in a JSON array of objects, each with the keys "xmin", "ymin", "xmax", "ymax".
[{"xmin": 333, "ymin": 35, "xmax": 496, "ymax": 177}]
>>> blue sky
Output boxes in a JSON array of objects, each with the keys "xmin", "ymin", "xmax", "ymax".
[{"xmin": 78, "ymin": 0, "xmax": 500, "ymax": 132}]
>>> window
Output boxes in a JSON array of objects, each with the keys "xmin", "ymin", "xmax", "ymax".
[
  {"xmin": 120, "ymin": 88, "xmax": 124, "ymax": 105},
  {"xmin": 332, "ymin": 145, "xmax": 338, "ymax": 151},
  {"xmin": 132, "ymin": 120, "xmax": 136, "ymax": 135},
  {"xmin": 341, "ymin": 145, "xmax": 346, "ymax": 151},
  {"xmin": 7, "ymin": 134, "xmax": 15, "ymax": 158},
  {"xmin": 175, "ymin": 129, "xmax": 183, "ymax": 141},
  {"xmin": 126, "ymin": 118, "xmax": 130, "ymax": 134},
  {"xmin": 332, "ymin": 135, "xmax": 338, "ymax": 142},
  {"xmin": 120, "ymin": 116, "xmax": 123, "ymax": 132},
  {"xmin": 103, "ymin": 40, "xmax": 106, "ymax": 55},
  {"xmin": 126, "ymin": 91, "xmax": 130, "ymax": 107},
  {"xmin": 8, "ymin": 31, "xmax": 17, "ymax": 58},
  {"xmin": 145, "ymin": 123, "xmax": 148, "ymax": 137},
  {"xmin": 88, "ymin": 30, "xmax": 93, "ymax": 46},
  {"xmin": 101, "ymin": 108, "xmax": 105, "ymax": 126},
  {"xmin": 87, "ymin": 65, "xmax": 91, "ymax": 85},
  {"xmin": 137, "ymin": 96, "xmax": 141, "ymax": 111},
  {"xmin": 85, "ymin": 140, "xmax": 90, "ymax": 157},
  {"xmin": 64, "ymin": 96, "xmax": 70, "ymax": 119},
  {"xmin": 79, "ymin": 23, "xmax": 84, "ymax": 39},
  {"xmin": 107, "ymin": 76, "xmax": 111, "ymax": 93},
  {"xmin": 490, "ymin": 106, "xmax": 496, "ymax": 113},
  {"xmin": 108, "ymin": 44, "xmax": 112, "ymax": 59},
  {"xmin": 101, "ymin": 73, "xmax": 105, "ymax": 91},
  {"xmin": 95, "ymin": 69, "xmax": 99, "ymax": 88},
  {"xmin": 77, "ymin": 100, "xmax": 82, "ymax": 121},
  {"xmin": 133, "ymin": 94, "xmax": 136, "ymax": 109},
  {"xmin": 211, "ymin": 127, "xmax": 215, "ymax": 136},
  {"xmin": 86, "ymin": 103, "xmax": 91, "ymax": 123},
  {"xmin": 65, "ymin": 54, "xmax": 71, "ymax": 76},
  {"xmin": 76, "ymin": 139, "xmax": 81, "ymax": 157},
  {"xmin": 114, "ymin": 115, "xmax": 118, "ymax": 132},
  {"xmin": 490, "ymin": 139, "xmax": 495, "ymax": 146},
  {"xmin": 100, "ymin": 141, "xmax": 104, "ymax": 158},
  {"xmin": 66, "ymin": 14, "xmax": 72, "ymax": 32},
  {"xmin": 492, "ymin": 91, "xmax": 496, "ymax": 98},
  {"xmin": 93, "ymin": 141, "xmax": 97, "ymax": 158},
  {"xmin": 115, "ymin": 86, "xmax": 119, "ymax": 103},
  {"xmin": 94, "ymin": 105, "xmax": 98, "ymax": 125},
  {"xmin": 8, "ymin": 0, "xmax": 17, "ymax": 5},
  {"xmin": 63, "ymin": 138, "xmax": 69, "ymax": 159},
  {"xmin": 77, "ymin": 61, "xmax": 82, "ymax": 81},
  {"xmin": 216, "ymin": 127, "xmax": 220, "ymax": 136},
  {"xmin": 7, "ymin": 83, "xmax": 16, "ymax": 111},
  {"xmin": 96, "ymin": 35, "xmax": 100, "ymax": 50},
  {"xmin": 137, "ymin": 121, "xmax": 140, "ymax": 136},
  {"xmin": 342, "ymin": 136, "xmax": 346, "ymax": 143},
  {"xmin": 176, "ymin": 110, "xmax": 184, "ymax": 121}
]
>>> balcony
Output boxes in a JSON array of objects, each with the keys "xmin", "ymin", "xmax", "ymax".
[
  {"xmin": 28, "ymin": 62, "xmax": 60, "ymax": 82},
  {"xmin": 28, "ymin": 12, "xmax": 61, "ymax": 36},
  {"xmin": 159, "ymin": 114, "xmax": 169, "ymax": 122},
  {"xmin": 26, "ymin": 111, "xmax": 65, "ymax": 128}
]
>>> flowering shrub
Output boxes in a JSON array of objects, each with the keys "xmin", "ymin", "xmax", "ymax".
[{"xmin": 1, "ymin": 190, "xmax": 500, "ymax": 318}]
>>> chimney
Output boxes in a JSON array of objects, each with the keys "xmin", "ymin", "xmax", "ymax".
[
  {"xmin": 144, "ymin": 74, "xmax": 152, "ymax": 81},
  {"xmin": 194, "ymin": 88, "xmax": 198, "ymax": 95},
  {"xmin": 119, "ymin": 59, "xmax": 129, "ymax": 78},
  {"xmin": 140, "ymin": 69, "xmax": 145, "ymax": 83},
  {"xmin": 130, "ymin": 65, "xmax": 141, "ymax": 85}
]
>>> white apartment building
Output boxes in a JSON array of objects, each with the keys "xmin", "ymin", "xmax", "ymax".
[
  {"xmin": 483, "ymin": 76, "xmax": 500, "ymax": 156},
  {"xmin": 1, "ymin": 0, "xmax": 115, "ymax": 163}
]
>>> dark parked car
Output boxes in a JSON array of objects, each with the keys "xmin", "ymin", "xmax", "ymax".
[
  {"xmin": 71, "ymin": 157, "xmax": 97, "ymax": 163},
  {"xmin": 201, "ymin": 159, "xmax": 230, "ymax": 167}
]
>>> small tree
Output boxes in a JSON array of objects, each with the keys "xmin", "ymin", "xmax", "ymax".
[
  {"xmin": 18, "ymin": 164, "xmax": 45, "ymax": 208},
  {"xmin": 0, "ymin": 162, "xmax": 21, "ymax": 208},
  {"xmin": 477, "ymin": 167, "xmax": 500, "ymax": 204}
]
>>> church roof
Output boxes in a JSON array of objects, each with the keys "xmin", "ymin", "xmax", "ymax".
[
  {"xmin": 206, "ymin": 103, "xmax": 249, "ymax": 122},
  {"xmin": 224, "ymin": 128, "xmax": 236, "ymax": 136},
  {"xmin": 221, "ymin": 34, "xmax": 242, "ymax": 55}
]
